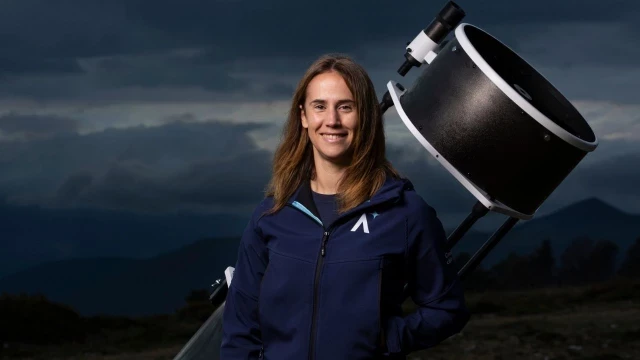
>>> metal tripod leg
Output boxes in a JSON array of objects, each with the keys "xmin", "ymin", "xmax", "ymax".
[
  {"xmin": 458, "ymin": 216, "xmax": 519, "ymax": 281},
  {"xmin": 445, "ymin": 200, "xmax": 489, "ymax": 251}
]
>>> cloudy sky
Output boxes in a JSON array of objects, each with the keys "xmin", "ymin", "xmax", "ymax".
[{"xmin": 0, "ymin": 0, "xmax": 637, "ymax": 231}]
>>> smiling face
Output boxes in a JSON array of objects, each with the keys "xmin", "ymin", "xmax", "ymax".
[{"xmin": 301, "ymin": 71, "xmax": 358, "ymax": 168}]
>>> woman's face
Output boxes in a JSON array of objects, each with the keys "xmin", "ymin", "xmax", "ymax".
[{"xmin": 301, "ymin": 71, "xmax": 358, "ymax": 167}]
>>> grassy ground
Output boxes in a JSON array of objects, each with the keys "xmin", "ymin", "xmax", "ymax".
[
  {"xmin": 3, "ymin": 279, "xmax": 639, "ymax": 359},
  {"xmin": 409, "ymin": 278, "xmax": 640, "ymax": 359},
  {"xmin": 413, "ymin": 302, "xmax": 640, "ymax": 359}
]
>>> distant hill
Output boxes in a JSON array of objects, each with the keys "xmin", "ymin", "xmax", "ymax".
[
  {"xmin": 0, "ymin": 196, "xmax": 638, "ymax": 317},
  {"xmin": 0, "ymin": 202, "xmax": 248, "ymax": 278},
  {"xmin": 451, "ymin": 197, "xmax": 640, "ymax": 268},
  {"xmin": 0, "ymin": 237, "xmax": 241, "ymax": 316}
]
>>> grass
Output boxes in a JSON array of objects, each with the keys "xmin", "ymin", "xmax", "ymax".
[{"xmin": 411, "ymin": 301, "xmax": 640, "ymax": 359}]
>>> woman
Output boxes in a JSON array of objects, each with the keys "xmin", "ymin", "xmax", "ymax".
[{"xmin": 220, "ymin": 53, "xmax": 470, "ymax": 360}]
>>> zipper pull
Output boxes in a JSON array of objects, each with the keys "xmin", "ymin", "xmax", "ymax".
[{"xmin": 321, "ymin": 231, "xmax": 329, "ymax": 256}]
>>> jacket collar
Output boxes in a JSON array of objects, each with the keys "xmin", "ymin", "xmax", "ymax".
[
  {"xmin": 287, "ymin": 174, "xmax": 412, "ymax": 223},
  {"xmin": 292, "ymin": 179, "xmax": 322, "ymax": 222}
]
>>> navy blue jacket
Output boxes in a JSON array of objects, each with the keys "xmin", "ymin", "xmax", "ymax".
[{"xmin": 221, "ymin": 175, "xmax": 470, "ymax": 360}]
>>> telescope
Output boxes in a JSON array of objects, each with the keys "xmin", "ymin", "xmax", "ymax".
[
  {"xmin": 173, "ymin": 2, "xmax": 598, "ymax": 358},
  {"xmin": 380, "ymin": 1, "xmax": 598, "ymax": 281}
]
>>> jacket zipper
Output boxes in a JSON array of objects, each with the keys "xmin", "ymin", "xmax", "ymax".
[
  {"xmin": 287, "ymin": 202, "xmax": 328, "ymax": 360},
  {"xmin": 309, "ymin": 229, "xmax": 330, "ymax": 360}
]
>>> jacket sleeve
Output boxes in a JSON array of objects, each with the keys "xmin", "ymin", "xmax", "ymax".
[
  {"xmin": 220, "ymin": 209, "xmax": 269, "ymax": 360},
  {"xmin": 384, "ymin": 199, "xmax": 471, "ymax": 355}
]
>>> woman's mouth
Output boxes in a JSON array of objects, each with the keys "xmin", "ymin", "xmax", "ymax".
[{"xmin": 322, "ymin": 133, "xmax": 347, "ymax": 142}]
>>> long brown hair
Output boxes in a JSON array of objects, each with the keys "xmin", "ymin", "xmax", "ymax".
[{"xmin": 265, "ymin": 53, "xmax": 400, "ymax": 214}]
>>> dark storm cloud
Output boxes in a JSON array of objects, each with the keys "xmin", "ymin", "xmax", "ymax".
[
  {"xmin": 113, "ymin": 0, "xmax": 639, "ymax": 62},
  {"xmin": 88, "ymin": 51, "xmax": 295, "ymax": 97},
  {"xmin": 0, "ymin": 57, "xmax": 83, "ymax": 76},
  {"xmin": 0, "ymin": 119, "xmax": 272, "ymax": 212},
  {"xmin": 56, "ymin": 172, "xmax": 93, "ymax": 201},
  {"xmin": 0, "ymin": 1, "xmax": 164, "ymax": 62},
  {"xmin": 0, "ymin": 113, "xmax": 79, "ymax": 137},
  {"xmin": 91, "ymin": 51, "xmax": 249, "ymax": 91},
  {"xmin": 0, "ymin": 0, "xmax": 636, "ymax": 86},
  {"xmin": 580, "ymin": 152, "xmax": 640, "ymax": 191},
  {"xmin": 537, "ymin": 148, "xmax": 640, "ymax": 216},
  {"xmin": 57, "ymin": 150, "xmax": 273, "ymax": 213},
  {"xmin": 0, "ymin": 49, "xmax": 295, "ymax": 103}
]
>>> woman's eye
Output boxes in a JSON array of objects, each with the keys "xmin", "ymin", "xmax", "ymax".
[{"xmin": 312, "ymin": 104, "xmax": 352, "ymax": 111}]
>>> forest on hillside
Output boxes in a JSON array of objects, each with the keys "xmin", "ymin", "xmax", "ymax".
[{"xmin": 458, "ymin": 235, "xmax": 640, "ymax": 292}]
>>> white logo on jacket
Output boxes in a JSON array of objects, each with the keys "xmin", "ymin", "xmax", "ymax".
[{"xmin": 351, "ymin": 213, "xmax": 369, "ymax": 233}]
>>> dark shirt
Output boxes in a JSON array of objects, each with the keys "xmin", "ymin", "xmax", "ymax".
[{"xmin": 312, "ymin": 191, "xmax": 339, "ymax": 228}]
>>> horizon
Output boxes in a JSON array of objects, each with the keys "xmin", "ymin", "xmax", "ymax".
[{"xmin": 1, "ymin": 193, "xmax": 636, "ymax": 280}]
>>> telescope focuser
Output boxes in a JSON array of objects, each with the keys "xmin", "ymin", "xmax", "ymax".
[{"xmin": 397, "ymin": 1, "xmax": 465, "ymax": 76}]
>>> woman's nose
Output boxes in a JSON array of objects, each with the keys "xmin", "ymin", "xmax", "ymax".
[{"xmin": 325, "ymin": 109, "xmax": 341, "ymax": 126}]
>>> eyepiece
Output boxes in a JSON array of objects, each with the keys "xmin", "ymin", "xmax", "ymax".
[
  {"xmin": 424, "ymin": 1, "xmax": 466, "ymax": 43},
  {"xmin": 439, "ymin": 1, "xmax": 465, "ymax": 29}
]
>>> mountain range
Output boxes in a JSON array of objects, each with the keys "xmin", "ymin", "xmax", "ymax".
[
  {"xmin": 0, "ymin": 196, "xmax": 638, "ymax": 316},
  {"xmin": 0, "ymin": 201, "xmax": 248, "ymax": 278},
  {"xmin": 0, "ymin": 236, "xmax": 240, "ymax": 316},
  {"xmin": 454, "ymin": 197, "xmax": 640, "ymax": 266}
]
